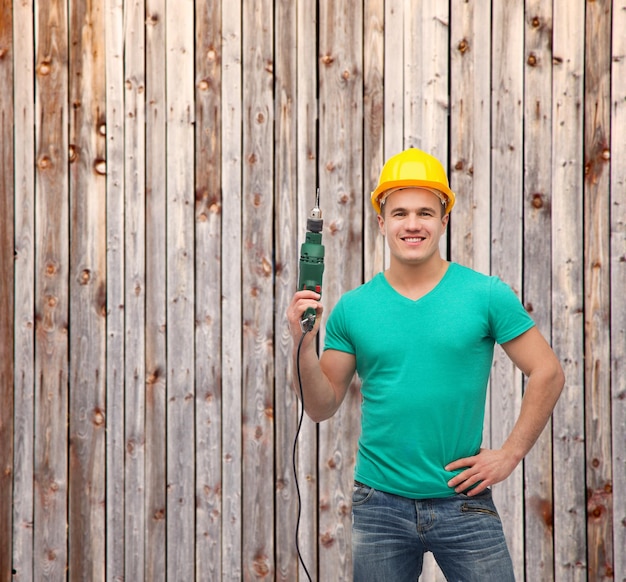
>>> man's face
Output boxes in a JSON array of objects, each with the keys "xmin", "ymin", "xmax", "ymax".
[{"xmin": 377, "ymin": 188, "xmax": 449, "ymax": 266}]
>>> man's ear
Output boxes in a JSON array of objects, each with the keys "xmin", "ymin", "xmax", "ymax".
[
  {"xmin": 442, "ymin": 212, "xmax": 450, "ymax": 229},
  {"xmin": 377, "ymin": 213, "xmax": 385, "ymax": 235}
]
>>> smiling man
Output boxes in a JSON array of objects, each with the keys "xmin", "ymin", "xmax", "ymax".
[{"xmin": 287, "ymin": 147, "xmax": 564, "ymax": 581}]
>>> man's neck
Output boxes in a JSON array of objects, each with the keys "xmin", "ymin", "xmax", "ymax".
[{"xmin": 384, "ymin": 257, "xmax": 449, "ymax": 301}]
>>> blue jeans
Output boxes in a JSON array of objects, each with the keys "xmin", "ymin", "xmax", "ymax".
[{"xmin": 352, "ymin": 482, "xmax": 515, "ymax": 582}]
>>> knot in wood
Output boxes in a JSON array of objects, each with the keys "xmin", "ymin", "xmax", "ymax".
[
  {"xmin": 342, "ymin": 69, "xmax": 351, "ymax": 80},
  {"xmin": 94, "ymin": 159, "xmax": 106, "ymax": 175},
  {"xmin": 601, "ymin": 148, "xmax": 610, "ymax": 160},
  {"xmin": 198, "ymin": 79, "xmax": 209, "ymax": 91},
  {"xmin": 38, "ymin": 156, "xmax": 52, "ymax": 171},
  {"xmin": 154, "ymin": 509, "xmax": 165, "ymax": 520},
  {"xmin": 80, "ymin": 269, "xmax": 91, "ymax": 284},
  {"xmin": 531, "ymin": 193, "xmax": 544, "ymax": 209},
  {"xmin": 256, "ymin": 112, "xmax": 265, "ymax": 124},
  {"xmin": 454, "ymin": 159, "xmax": 464, "ymax": 171},
  {"xmin": 261, "ymin": 257, "xmax": 272, "ymax": 277},
  {"xmin": 207, "ymin": 48, "xmax": 217, "ymax": 61},
  {"xmin": 93, "ymin": 409, "xmax": 104, "ymax": 426},
  {"xmin": 252, "ymin": 554, "xmax": 270, "ymax": 577},
  {"xmin": 99, "ymin": 123, "xmax": 106, "ymax": 136},
  {"xmin": 37, "ymin": 62, "xmax": 51, "ymax": 76},
  {"xmin": 527, "ymin": 53, "xmax": 538, "ymax": 67},
  {"xmin": 531, "ymin": 16, "xmax": 541, "ymax": 28},
  {"xmin": 457, "ymin": 39, "xmax": 469, "ymax": 54},
  {"xmin": 321, "ymin": 54, "xmax": 334, "ymax": 66}
]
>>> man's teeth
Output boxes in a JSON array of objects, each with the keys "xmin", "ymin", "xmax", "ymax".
[{"xmin": 404, "ymin": 237, "xmax": 424, "ymax": 242}]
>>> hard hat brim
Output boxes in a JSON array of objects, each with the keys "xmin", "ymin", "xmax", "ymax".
[{"xmin": 371, "ymin": 180, "xmax": 456, "ymax": 214}]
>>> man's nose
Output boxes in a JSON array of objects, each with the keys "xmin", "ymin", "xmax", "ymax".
[{"xmin": 406, "ymin": 213, "xmax": 423, "ymax": 229}]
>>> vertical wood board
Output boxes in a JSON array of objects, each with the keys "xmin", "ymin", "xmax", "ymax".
[
  {"xmin": 11, "ymin": 0, "xmax": 36, "ymax": 579},
  {"xmin": 318, "ymin": 0, "xmax": 363, "ymax": 579},
  {"xmin": 522, "ymin": 2, "xmax": 556, "ymax": 579},
  {"xmin": 104, "ymin": 0, "xmax": 125, "ymax": 579},
  {"xmin": 33, "ymin": 0, "xmax": 70, "ymax": 578},
  {"xmin": 165, "ymin": 0, "xmax": 196, "ymax": 578},
  {"xmin": 194, "ymin": 0, "xmax": 222, "ymax": 579},
  {"xmin": 490, "ymin": 1, "xmax": 525, "ymax": 577},
  {"xmin": 610, "ymin": 2, "xmax": 626, "ymax": 580},
  {"xmin": 220, "ymin": 0, "xmax": 243, "ymax": 577},
  {"xmin": 551, "ymin": 1, "xmax": 587, "ymax": 579},
  {"xmin": 145, "ymin": 0, "xmax": 167, "ymax": 578},
  {"xmin": 0, "ymin": 1, "xmax": 14, "ymax": 578},
  {"xmin": 68, "ymin": 0, "xmax": 107, "ymax": 578},
  {"xmin": 583, "ymin": 1, "xmax": 614, "ymax": 579}
]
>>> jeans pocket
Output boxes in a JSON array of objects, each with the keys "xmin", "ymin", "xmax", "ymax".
[
  {"xmin": 352, "ymin": 481, "xmax": 375, "ymax": 506},
  {"xmin": 459, "ymin": 492, "xmax": 500, "ymax": 519}
]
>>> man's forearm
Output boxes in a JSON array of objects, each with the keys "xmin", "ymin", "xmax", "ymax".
[
  {"xmin": 292, "ymin": 343, "xmax": 340, "ymax": 422},
  {"xmin": 502, "ymin": 366, "xmax": 565, "ymax": 461}
]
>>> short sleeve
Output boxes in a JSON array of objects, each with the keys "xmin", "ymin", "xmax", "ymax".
[
  {"xmin": 489, "ymin": 277, "xmax": 535, "ymax": 344},
  {"xmin": 323, "ymin": 298, "xmax": 356, "ymax": 354}
]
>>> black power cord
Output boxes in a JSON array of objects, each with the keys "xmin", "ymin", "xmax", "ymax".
[{"xmin": 293, "ymin": 327, "xmax": 314, "ymax": 582}]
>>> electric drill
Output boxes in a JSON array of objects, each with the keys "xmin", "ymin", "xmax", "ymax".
[{"xmin": 298, "ymin": 188, "xmax": 325, "ymax": 332}]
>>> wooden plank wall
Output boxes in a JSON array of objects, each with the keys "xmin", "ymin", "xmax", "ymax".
[{"xmin": 0, "ymin": 1, "xmax": 625, "ymax": 581}]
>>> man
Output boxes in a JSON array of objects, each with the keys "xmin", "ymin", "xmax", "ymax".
[{"xmin": 287, "ymin": 147, "xmax": 564, "ymax": 581}]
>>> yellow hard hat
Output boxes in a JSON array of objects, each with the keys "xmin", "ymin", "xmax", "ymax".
[{"xmin": 371, "ymin": 147, "xmax": 456, "ymax": 214}]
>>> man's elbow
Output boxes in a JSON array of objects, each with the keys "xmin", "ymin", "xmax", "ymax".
[
  {"xmin": 306, "ymin": 402, "xmax": 339, "ymax": 424},
  {"xmin": 550, "ymin": 359, "xmax": 566, "ymax": 398}
]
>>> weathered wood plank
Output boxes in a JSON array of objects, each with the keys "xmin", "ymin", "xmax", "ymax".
[
  {"xmin": 194, "ymin": 0, "xmax": 222, "ymax": 579},
  {"xmin": 551, "ymin": 0, "xmax": 587, "ymax": 579},
  {"xmin": 166, "ymin": 0, "xmax": 196, "ymax": 578},
  {"xmin": 274, "ymin": 0, "xmax": 299, "ymax": 579},
  {"xmin": 610, "ymin": 4, "xmax": 626, "ymax": 580},
  {"xmin": 241, "ymin": 1, "xmax": 275, "ymax": 579},
  {"xmin": 318, "ymin": 0, "xmax": 363, "ymax": 579},
  {"xmin": 11, "ymin": 0, "xmax": 36, "ymax": 579},
  {"xmin": 33, "ymin": 0, "xmax": 70, "ymax": 578},
  {"xmin": 0, "ymin": 0, "xmax": 14, "ymax": 579},
  {"xmin": 122, "ymin": 0, "xmax": 147, "ymax": 578},
  {"xmin": 145, "ymin": 0, "xmax": 167, "ymax": 579},
  {"xmin": 584, "ymin": 2, "xmax": 614, "ymax": 579},
  {"xmin": 522, "ymin": 3, "xmax": 556, "ymax": 580},
  {"xmin": 405, "ymin": 0, "xmax": 449, "ymax": 160},
  {"xmin": 449, "ymin": 0, "xmax": 491, "ymax": 276},
  {"xmin": 104, "ymin": 0, "xmax": 125, "ymax": 579},
  {"xmin": 490, "ymin": 1, "xmax": 526, "ymax": 578},
  {"xmin": 381, "ymin": 0, "xmax": 403, "ymax": 270},
  {"xmin": 68, "ymin": 0, "xmax": 107, "ymax": 578},
  {"xmin": 382, "ymin": 0, "xmax": 402, "ymax": 161},
  {"xmin": 221, "ymin": 0, "xmax": 243, "ymax": 577},
  {"xmin": 294, "ymin": 1, "xmax": 319, "ymax": 578},
  {"xmin": 363, "ymin": 0, "xmax": 384, "ymax": 281}
]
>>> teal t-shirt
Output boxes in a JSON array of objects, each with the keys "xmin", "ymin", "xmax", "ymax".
[{"xmin": 323, "ymin": 262, "xmax": 535, "ymax": 499}]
